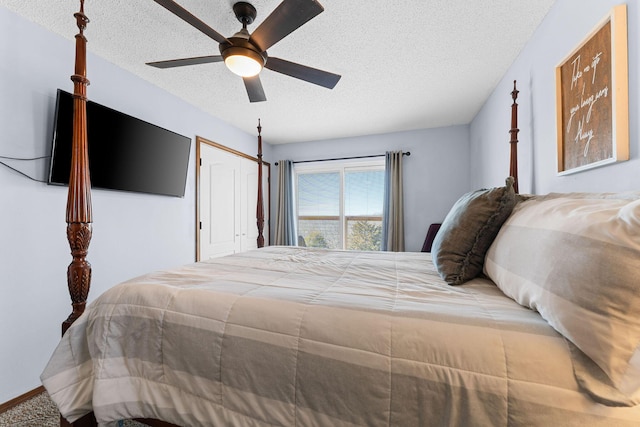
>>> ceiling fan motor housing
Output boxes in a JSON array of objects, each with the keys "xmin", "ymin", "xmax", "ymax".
[{"xmin": 219, "ymin": 36, "xmax": 267, "ymax": 68}]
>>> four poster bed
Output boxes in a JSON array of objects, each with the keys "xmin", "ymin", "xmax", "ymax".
[{"xmin": 42, "ymin": 2, "xmax": 640, "ymax": 426}]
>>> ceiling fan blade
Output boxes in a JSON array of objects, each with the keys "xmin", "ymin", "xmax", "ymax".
[
  {"xmin": 146, "ymin": 55, "xmax": 224, "ymax": 69},
  {"xmin": 152, "ymin": 0, "xmax": 229, "ymax": 44},
  {"xmin": 249, "ymin": 0, "xmax": 324, "ymax": 52},
  {"xmin": 265, "ymin": 57, "xmax": 340, "ymax": 89},
  {"xmin": 243, "ymin": 76, "xmax": 267, "ymax": 103}
]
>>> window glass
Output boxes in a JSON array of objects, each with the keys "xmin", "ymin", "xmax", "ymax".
[
  {"xmin": 345, "ymin": 169, "xmax": 384, "ymax": 251},
  {"xmin": 296, "ymin": 161, "xmax": 384, "ymax": 251},
  {"xmin": 297, "ymin": 172, "xmax": 340, "ymax": 216},
  {"xmin": 345, "ymin": 170, "xmax": 384, "ymax": 216}
]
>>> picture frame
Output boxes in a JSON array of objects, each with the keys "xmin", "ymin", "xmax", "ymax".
[{"xmin": 555, "ymin": 4, "xmax": 628, "ymax": 175}]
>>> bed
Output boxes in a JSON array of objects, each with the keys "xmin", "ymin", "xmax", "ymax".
[{"xmin": 42, "ymin": 2, "xmax": 640, "ymax": 426}]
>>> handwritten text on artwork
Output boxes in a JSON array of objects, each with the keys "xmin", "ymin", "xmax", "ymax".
[{"xmin": 566, "ymin": 52, "xmax": 608, "ymax": 157}]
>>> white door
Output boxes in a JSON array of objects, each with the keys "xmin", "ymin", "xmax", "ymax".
[
  {"xmin": 241, "ymin": 156, "xmax": 258, "ymax": 252},
  {"xmin": 200, "ymin": 144, "xmax": 241, "ymax": 259},
  {"xmin": 239, "ymin": 159, "xmax": 270, "ymax": 251},
  {"xmin": 199, "ymin": 142, "xmax": 269, "ymax": 260}
]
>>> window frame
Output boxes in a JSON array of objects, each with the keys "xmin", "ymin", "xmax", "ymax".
[{"xmin": 294, "ymin": 158, "xmax": 385, "ymax": 250}]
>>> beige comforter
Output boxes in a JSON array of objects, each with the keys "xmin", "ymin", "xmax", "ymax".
[{"xmin": 41, "ymin": 247, "xmax": 640, "ymax": 426}]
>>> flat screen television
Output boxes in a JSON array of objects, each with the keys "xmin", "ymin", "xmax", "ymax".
[{"xmin": 48, "ymin": 89, "xmax": 191, "ymax": 197}]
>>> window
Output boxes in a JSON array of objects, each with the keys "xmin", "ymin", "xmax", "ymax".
[{"xmin": 296, "ymin": 160, "xmax": 384, "ymax": 250}]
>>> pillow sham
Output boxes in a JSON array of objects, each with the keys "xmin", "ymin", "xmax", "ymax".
[
  {"xmin": 431, "ymin": 177, "xmax": 516, "ymax": 285},
  {"xmin": 484, "ymin": 192, "xmax": 640, "ymax": 405}
]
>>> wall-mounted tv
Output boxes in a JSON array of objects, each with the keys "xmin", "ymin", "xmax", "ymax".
[{"xmin": 48, "ymin": 89, "xmax": 191, "ymax": 197}]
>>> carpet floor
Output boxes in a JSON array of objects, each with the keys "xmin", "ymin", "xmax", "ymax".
[{"xmin": 0, "ymin": 391, "xmax": 147, "ymax": 427}]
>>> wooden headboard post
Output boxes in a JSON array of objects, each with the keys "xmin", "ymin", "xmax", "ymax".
[
  {"xmin": 509, "ymin": 80, "xmax": 520, "ymax": 194},
  {"xmin": 62, "ymin": 0, "xmax": 93, "ymax": 335},
  {"xmin": 256, "ymin": 119, "xmax": 265, "ymax": 248}
]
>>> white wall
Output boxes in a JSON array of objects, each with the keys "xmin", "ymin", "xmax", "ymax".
[
  {"xmin": 270, "ymin": 126, "xmax": 471, "ymax": 252},
  {"xmin": 0, "ymin": 7, "xmax": 267, "ymax": 403},
  {"xmin": 471, "ymin": 0, "xmax": 640, "ymax": 193}
]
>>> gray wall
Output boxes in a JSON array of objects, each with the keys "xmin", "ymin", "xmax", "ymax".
[
  {"xmin": 470, "ymin": 0, "xmax": 640, "ymax": 193},
  {"xmin": 270, "ymin": 126, "xmax": 471, "ymax": 252},
  {"xmin": 0, "ymin": 7, "xmax": 265, "ymax": 403}
]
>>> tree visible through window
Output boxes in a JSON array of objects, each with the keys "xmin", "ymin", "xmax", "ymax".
[{"xmin": 296, "ymin": 162, "xmax": 384, "ymax": 251}]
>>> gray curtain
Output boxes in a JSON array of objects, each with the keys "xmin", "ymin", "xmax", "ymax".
[
  {"xmin": 381, "ymin": 151, "xmax": 405, "ymax": 251},
  {"xmin": 274, "ymin": 160, "xmax": 298, "ymax": 246}
]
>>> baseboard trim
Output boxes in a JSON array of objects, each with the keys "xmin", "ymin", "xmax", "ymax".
[{"xmin": 0, "ymin": 385, "xmax": 45, "ymax": 414}]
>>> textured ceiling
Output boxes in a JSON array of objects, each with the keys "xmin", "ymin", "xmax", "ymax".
[{"xmin": 1, "ymin": 0, "xmax": 555, "ymax": 144}]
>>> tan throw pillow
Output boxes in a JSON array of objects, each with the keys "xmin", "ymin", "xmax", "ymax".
[
  {"xmin": 431, "ymin": 177, "xmax": 516, "ymax": 285},
  {"xmin": 484, "ymin": 192, "xmax": 640, "ymax": 405}
]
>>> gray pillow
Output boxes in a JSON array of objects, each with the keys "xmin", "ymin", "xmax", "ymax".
[{"xmin": 431, "ymin": 177, "xmax": 515, "ymax": 285}]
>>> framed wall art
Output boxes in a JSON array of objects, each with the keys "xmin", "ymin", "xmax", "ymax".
[{"xmin": 555, "ymin": 4, "xmax": 628, "ymax": 175}]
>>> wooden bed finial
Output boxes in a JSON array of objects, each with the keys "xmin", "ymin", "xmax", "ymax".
[
  {"xmin": 63, "ymin": 0, "xmax": 93, "ymax": 334},
  {"xmin": 75, "ymin": 0, "xmax": 88, "ymax": 34},
  {"xmin": 256, "ymin": 119, "xmax": 265, "ymax": 248},
  {"xmin": 509, "ymin": 80, "xmax": 519, "ymax": 194}
]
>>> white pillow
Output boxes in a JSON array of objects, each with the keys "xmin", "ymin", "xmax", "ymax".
[{"xmin": 484, "ymin": 192, "xmax": 640, "ymax": 406}]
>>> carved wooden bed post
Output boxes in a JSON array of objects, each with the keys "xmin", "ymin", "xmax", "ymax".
[
  {"xmin": 256, "ymin": 119, "xmax": 265, "ymax": 248},
  {"xmin": 63, "ymin": 0, "xmax": 92, "ymax": 335},
  {"xmin": 509, "ymin": 80, "xmax": 520, "ymax": 194},
  {"xmin": 61, "ymin": 4, "xmax": 97, "ymax": 425}
]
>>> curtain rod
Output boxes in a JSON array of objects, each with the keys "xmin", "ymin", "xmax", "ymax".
[{"xmin": 274, "ymin": 152, "xmax": 410, "ymax": 166}]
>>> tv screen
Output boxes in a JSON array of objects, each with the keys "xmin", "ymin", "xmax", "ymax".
[{"xmin": 48, "ymin": 89, "xmax": 191, "ymax": 197}]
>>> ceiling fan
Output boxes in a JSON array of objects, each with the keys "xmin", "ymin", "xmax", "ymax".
[{"xmin": 147, "ymin": 0, "xmax": 341, "ymax": 103}]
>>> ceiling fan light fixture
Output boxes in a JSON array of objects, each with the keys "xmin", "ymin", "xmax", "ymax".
[
  {"xmin": 222, "ymin": 46, "xmax": 265, "ymax": 78},
  {"xmin": 225, "ymin": 54, "xmax": 262, "ymax": 77}
]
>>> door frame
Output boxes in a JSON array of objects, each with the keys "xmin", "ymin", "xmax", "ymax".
[{"xmin": 195, "ymin": 135, "xmax": 271, "ymax": 261}]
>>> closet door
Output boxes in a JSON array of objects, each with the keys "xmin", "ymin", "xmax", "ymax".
[
  {"xmin": 200, "ymin": 144, "xmax": 241, "ymax": 259},
  {"xmin": 239, "ymin": 159, "xmax": 270, "ymax": 252},
  {"xmin": 241, "ymin": 156, "xmax": 258, "ymax": 252},
  {"xmin": 198, "ymin": 140, "xmax": 269, "ymax": 260}
]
